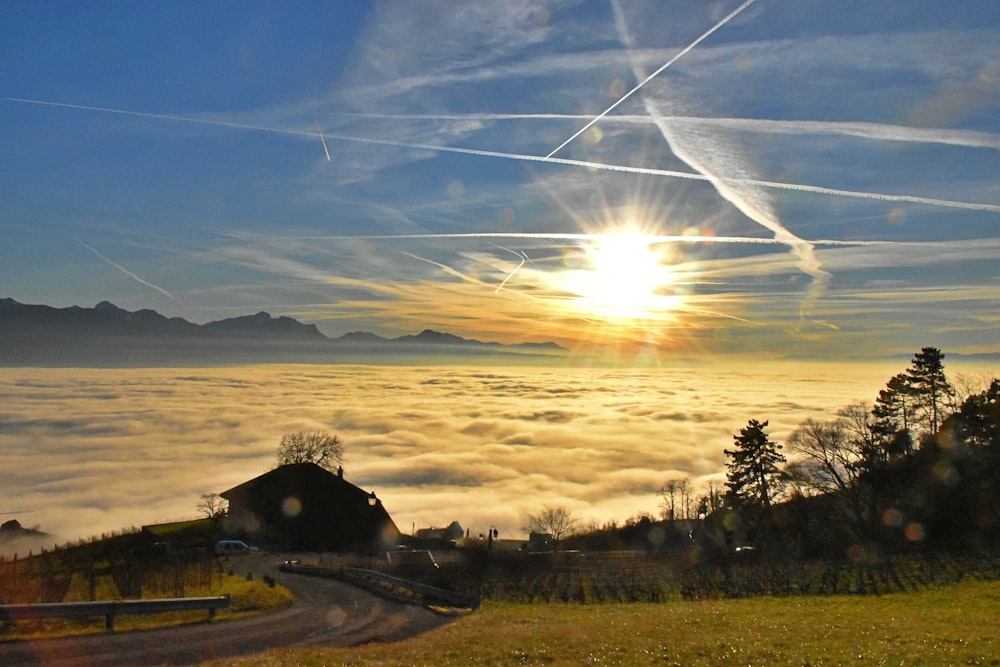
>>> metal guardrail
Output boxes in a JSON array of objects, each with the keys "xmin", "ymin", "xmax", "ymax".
[
  {"xmin": 281, "ymin": 562, "xmax": 480, "ymax": 611},
  {"xmin": 0, "ymin": 595, "xmax": 231, "ymax": 632},
  {"xmin": 341, "ymin": 567, "xmax": 480, "ymax": 610}
]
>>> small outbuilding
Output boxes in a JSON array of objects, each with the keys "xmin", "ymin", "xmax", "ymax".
[
  {"xmin": 220, "ymin": 463, "xmax": 401, "ymax": 553},
  {"xmin": 414, "ymin": 520, "xmax": 464, "ymax": 542}
]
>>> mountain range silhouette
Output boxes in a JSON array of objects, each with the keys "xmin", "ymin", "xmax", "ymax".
[{"xmin": 0, "ymin": 298, "xmax": 564, "ymax": 366}]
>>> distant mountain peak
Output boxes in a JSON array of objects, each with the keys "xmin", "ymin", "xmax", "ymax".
[
  {"xmin": 202, "ymin": 311, "xmax": 325, "ymax": 339},
  {"xmin": 0, "ymin": 297, "xmax": 566, "ymax": 365},
  {"xmin": 401, "ymin": 329, "xmax": 470, "ymax": 344},
  {"xmin": 338, "ymin": 331, "xmax": 388, "ymax": 343}
]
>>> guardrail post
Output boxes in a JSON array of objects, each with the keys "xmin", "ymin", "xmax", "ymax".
[{"xmin": 105, "ymin": 610, "xmax": 114, "ymax": 632}]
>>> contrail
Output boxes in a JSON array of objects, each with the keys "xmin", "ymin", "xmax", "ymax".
[
  {"xmin": 319, "ymin": 131, "xmax": 332, "ymax": 161},
  {"xmin": 328, "ymin": 110, "xmax": 1000, "ymax": 152},
  {"xmin": 610, "ymin": 0, "xmax": 829, "ymax": 325},
  {"xmin": 316, "ymin": 124, "xmax": 332, "ymax": 161},
  {"xmin": 310, "ymin": 130, "xmax": 1000, "ymax": 214},
  {"xmin": 545, "ymin": 0, "xmax": 757, "ymax": 159},
  {"xmin": 316, "ymin": 231, "xmax": 899, "ymax": 247},
  {"xmin": 402, "ymin": 251, "xmax": 484, "ymax": 286},
  {"xmin": 672, "ymin": 117, "xmax": 1000, "ymax": 152},
  {"xmin": 80, "ymin": 241, "xmax": 178, "ymax": 301},
  {"xmin": 8, "ymin": 96, "xmax": 1000, "ymax": 214},
  {"xmin": 5, "ymin": 96, "xmax": 321, "ymax": 139},
  {"xmin": 491, "ymin": 244, "xmax": 528, "ymax": 293}
]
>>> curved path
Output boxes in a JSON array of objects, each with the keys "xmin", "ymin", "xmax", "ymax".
[{"xmin": 0, "ymin": 555, "xmax": 455, "ymax": 666}]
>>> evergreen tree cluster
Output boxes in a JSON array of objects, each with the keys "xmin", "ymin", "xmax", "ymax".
[{"xmin": 721, "ymin": 347, "xmax": 1000, "ymax": 558}]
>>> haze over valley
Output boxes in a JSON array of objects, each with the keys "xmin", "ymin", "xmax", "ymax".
[{"xmin": 8, "ymin": 359, "xmax": 996, "ymax": 549}]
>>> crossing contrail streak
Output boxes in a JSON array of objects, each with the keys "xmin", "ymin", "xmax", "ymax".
[
  {"xmin": 80, "ymin": 242, "xmax": 178, "ymax": 301},
  {"xmin": 8, "ymin": 96, "xmax": 1000, "ymax": 214},
  {"xmin": 545, "ymin": 0, "xmax": 757, "ymax": 159},
  {"xmin": 609, "ymin": 0, "xmax": 828, "ymax": 323},
  {"xmin": 491, "ymin": 244, "xmax": 529, "ymax": 293},
  {"xmin": 318, "ymin": 127, "xmax": 331, "ymax": 161}
]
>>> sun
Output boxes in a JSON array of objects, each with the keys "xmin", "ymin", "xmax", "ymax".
[{"xmin": 563, "ymin": 229, "xmax": 682, "ymax": 321}]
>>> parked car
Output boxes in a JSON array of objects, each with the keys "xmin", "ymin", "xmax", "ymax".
[{"xmin": 214, "ymin": 539, "xmax": 259, "ymax": 556}]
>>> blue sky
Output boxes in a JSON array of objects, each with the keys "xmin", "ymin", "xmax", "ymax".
[{"xmin": 3, "ymin": 0, "xmax": 999, "ymax": 359}]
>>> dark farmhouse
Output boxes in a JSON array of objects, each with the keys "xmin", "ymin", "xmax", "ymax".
[{"xmin": 220, "ymin": 463, "xmax": 401, "ymax": 553}]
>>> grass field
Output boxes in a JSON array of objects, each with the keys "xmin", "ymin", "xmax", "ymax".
[{"xmin": 208, "ymin": 578, "xmax": 1000, "ymax": 666}]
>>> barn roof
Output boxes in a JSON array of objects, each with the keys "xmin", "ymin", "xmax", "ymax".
[{"xmin": 221, "ymin": 462, "xmax": 400, "ymax": 552}]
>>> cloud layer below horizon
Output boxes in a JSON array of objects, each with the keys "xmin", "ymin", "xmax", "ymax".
[{"xmin": 6, "ymin": 360, "xmax": 988, "ymax": 548}]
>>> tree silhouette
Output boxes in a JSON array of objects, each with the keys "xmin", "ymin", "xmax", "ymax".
[
  {"xmin": 837, "ymin": 401, "xmax": 883, "ymax": 475},
  {"xmin": 872, "ymin": 373, "xmax": 915, "ymax": 458},
  {"xmin": 523, "ymin": 506, "xmax": 578, "ymax": 541},
  {"xmin": 948, "ymin": 378, "xmax": 1000, "ymax": 448},
  {"xmin": 659, "ymin": 477, "xmax": 691, "ymax": 521},
  {"xmin": 785, "ymin": 405, "xmax": 883, "ymax": 531},
  {"xmin": 906, "ymin": 346, "xmax": 955, "ymax": 436},
  {"xmin": 276, "ymin": 431, "xmax": 344, "ymax": 471},
  {"xmin": 725, "ymin": 419, "xmax": 785, "ymax": 509},
  {"xmin": 196, "ymin": 492, "xmax": 228, "ymax": 519}
]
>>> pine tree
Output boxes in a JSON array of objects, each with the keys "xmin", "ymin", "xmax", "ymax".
[
  {"xmin": 906, "ymin": 346, "xmax": 955, "ymax": 435},
  {"xmin": 872, "ymin": 373, "xmax": 915, "ymax": 458},
  {"xmin": 725, "ymin": 419, "xmax": 786, "ymax": 509}
]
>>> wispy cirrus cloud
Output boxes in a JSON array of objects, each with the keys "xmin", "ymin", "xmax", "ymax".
[{"xmin": 4, "ymin": 1, "xmax": 998, "ymax": 358}]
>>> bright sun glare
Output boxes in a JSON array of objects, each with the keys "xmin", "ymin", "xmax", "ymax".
[{"xmin": 566, "ymin": 230, "xmax": 681, "ymax": 321}]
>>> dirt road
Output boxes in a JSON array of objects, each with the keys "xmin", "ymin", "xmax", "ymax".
[{"xmin": 0, "ymin": 556, "xmax": 455, "ymax": 666}]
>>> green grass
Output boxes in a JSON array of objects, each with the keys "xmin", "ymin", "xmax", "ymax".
[{"xmin": 208, "ymin": 579, "xmax": 1000, "ymax": 666}]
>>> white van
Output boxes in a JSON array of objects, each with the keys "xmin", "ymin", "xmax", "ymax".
[{"xmin": 214, "ymin": 539, "xmax": 258, "ymax": 556}]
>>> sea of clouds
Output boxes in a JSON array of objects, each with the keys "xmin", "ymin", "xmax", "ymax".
[{"xmin": 0, "ymin": 361, "xmax": 979, "ymax": 547}]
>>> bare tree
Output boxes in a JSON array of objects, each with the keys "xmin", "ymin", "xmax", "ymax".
[
  {"xmin": 276, "ymin": 431, "xmax": 344, "ymax": 471},
  {"xmin": 785, "ymin": 418, "xmax": 855, "ymax": 495},
  {"xmin": 197, "ymin": 493, "xmax": 228, "ymax": 520},
  {"xmin": 696, "ymin": 480, "xmax": 726, "ymax": 518},
  {"xmin": 681, "ymin": 480, "xmax": 694, "ymax": 520},
  {"xmin": 523, "ymin": 506, "xmax": 578, "ymax": 541},
  {"xmin": 659, "ymin": 479, "xmax": 678, "ymax": 521},
  {"xmin": 708, "ymin": 480, "xmax": 726, "ymax": 512},
  {"xmin": 659, "ymin": 477, "xmax": 691, "ymax": 520},
  {"xmin": 697, "ymin": 479, "xmax": 726, "ymax": 514},
  {"xmin": 836, "ymin": 401, "xmax": 885, "ymax": 475},
  {"xmin": 952, "ymin": 372, "xmax": 993, "ymax": 403},
  {"xmin": 785, "ymin": 404, "xmax": 888, "ymax": 530}
]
